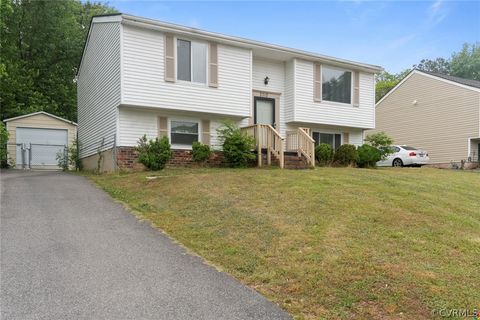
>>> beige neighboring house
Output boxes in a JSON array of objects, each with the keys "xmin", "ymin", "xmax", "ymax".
[
  {"xmin": 373, "ymin": 70, "xmax": 480, "ymax": 166},
  {"xmin": 4, "ymin": 111, "xmax": 77, "ymax": 169}
]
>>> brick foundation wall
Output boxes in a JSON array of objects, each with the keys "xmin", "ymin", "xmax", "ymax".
[{"xmin": 116, "ymin": 147, "xmax": 226, "ymax": 170}]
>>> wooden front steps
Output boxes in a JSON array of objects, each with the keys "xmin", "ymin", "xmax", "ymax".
[
  {"xmin": 241, "ymin": 124, "xmax": 315, "ymax": 169},
  {"xmin": 284, "ymin": 152, "xmax": 310, "ymax": 169},
  {"xmin": 257, "ymin": 150, "xmax": 311, "ymax": 170}
]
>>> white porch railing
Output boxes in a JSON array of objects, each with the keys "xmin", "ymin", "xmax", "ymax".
[{"xmin": 240, "ymin": 124, "xmax": 284, "ymax": 168}]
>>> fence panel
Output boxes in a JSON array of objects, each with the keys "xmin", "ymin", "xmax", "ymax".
[{"xmin": 30, "ymin": 143, "xmax": 66, "ymax": 169}]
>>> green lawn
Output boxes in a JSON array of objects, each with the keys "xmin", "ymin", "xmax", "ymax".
[{"xmin": 87, "ymin": 167, "xmax": 480, "ymax": 319}]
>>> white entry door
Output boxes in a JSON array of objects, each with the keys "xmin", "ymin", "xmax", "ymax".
[
  {"xmin": 16, "ymin": 127, "xmax": 68, "ymax": 168},
  {"xmin": 254, "ymin": 98, "xmax": 275, "ymax": 127}
]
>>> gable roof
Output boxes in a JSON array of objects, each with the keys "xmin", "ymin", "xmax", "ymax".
[
  {"xmin": 3, "ymin": 111, "xmax": 77, "ymax": 126},
  {"xmin": 78, "ymin": 13, "xmax": 383, "ymax": 76},
  {"xmin": 376, "ymin": 69, "xmax": 480, "ymax": 106},
  {"xmin": 419, "ymin": 71, "xmax": 480, "ymax": 89}
]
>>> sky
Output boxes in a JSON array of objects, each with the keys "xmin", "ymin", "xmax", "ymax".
[{"xmin": 106, "ymin": 0, "xmax": 480, "ymax": 73}]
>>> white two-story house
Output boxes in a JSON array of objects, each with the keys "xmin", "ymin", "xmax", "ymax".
[{"xmin": 77, "ymin": 13, "xmax": 382, "ymax": 171}]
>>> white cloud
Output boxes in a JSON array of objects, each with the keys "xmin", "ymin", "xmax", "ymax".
[{"xmin": 427, "ymin": 0, "xmax": 448, "ymax": 26}]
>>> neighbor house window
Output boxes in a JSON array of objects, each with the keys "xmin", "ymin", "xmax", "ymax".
[
  {"xmin": 322, "ymin": 66, "xmax": 352, "ymax": 104},
  {"xmin": 312, "ymin": 132, "xmax": 342, "ymax": 149},
  {"xmin": 177, "ymin": 39, "xmax": 207, "ymax": 84},
  {"xmin": 171, "ymin": 121, "xmax": 199, "ymax": 145}
]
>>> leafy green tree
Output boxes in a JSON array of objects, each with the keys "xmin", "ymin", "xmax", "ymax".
[
  {"xmin": 375, "ymin": 69, "xmax": 410, "ymax": 102},
  {"xmin": 0, "ymin": 122, "xmax": 9, "ymax": 168},
  {"xmin": 0, "ymin": 0, "xmax": 117, "ymax": 121},
  {"xmin": 450, "ymin": 43, "xmax": 480, "ymax": 81},
  {"xmin": 413, "ymin": 57, "xmax": 451, "ymax": 74},
  {"xmin": 364, "ymin": 132, "xmax": 394, "ymax": 160},
  {"xmin": 375, "ymin": 42, "xmax": 479, "ymax": 102}
]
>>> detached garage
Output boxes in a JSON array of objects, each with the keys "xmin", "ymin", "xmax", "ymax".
[{"xmin": 4, "ymin": 112, "xmax": 77, "ymax": 169}]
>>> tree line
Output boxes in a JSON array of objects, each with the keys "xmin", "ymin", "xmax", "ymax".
[
  {"xmin": 376, "ymin": 43, "xmax": 480, "ymax": 102},
  {"xmin": 0, "ymin": 0, "xmax": 116, "ymax": 121}
]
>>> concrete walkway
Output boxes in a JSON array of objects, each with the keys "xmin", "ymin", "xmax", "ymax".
[{"xmin": 0, "ymin": 170, "xmax": 290, "ymax": 320}]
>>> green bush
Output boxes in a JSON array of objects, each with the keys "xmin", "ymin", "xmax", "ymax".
[
  {"xmin": 192, "ymin": 141, "xmax": 211, "ymax": 163},
  {"xmin": 136, "ymin": 135, "xmax": 172, "ymax": 170},
  {"xmin": 315, "ymin": 143, "xmax": 333, "ymax": 166},
  {"xmin": 357, "ymin": 144, "xmax": 382, "ymax": 168},
  {"xmin": 56, "ymin": 147, "xmax": 68, "ymax": 171},
  {"xmin": 333, "ymin": 144, "xmax": 358, "ymax": 166},
  {"xmin": 0, "ymin": 122, "xmax": 9, "ymax": 168},
  {"xmin": 364, "ymin": 131, "xmax": 394, "ymax": 160},
  {"xmin": 217, "ymin": 120, "xmax": 256, "ymax": 167},
  {"xmin": 56, "ymin": 139, "xmax": 82, "ymax": 171}
]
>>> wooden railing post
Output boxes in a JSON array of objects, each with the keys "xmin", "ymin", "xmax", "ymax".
[
  {"xmin": 257, "ymin": 124, "xmax": 262, "ymax": 167},
  {"xmin": 279, "ymin": 138, "xmax": 284, "ymax": 169},
  {"xmin": 267, "ymin": 129, "xmax": 271, "ymax": 165}
]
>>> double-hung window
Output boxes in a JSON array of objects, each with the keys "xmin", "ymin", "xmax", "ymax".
[
  {"xmin": 322, "ymin": 66, "xmax": 352, "ymax": 104},
  {"xmin": 177, "ymin": 39, "xmax": 207, "ymax": 84},
  {"xmin": 312, "ymin": 132, "xmax": 342, "ymax": 150},
  {"xmin": 170, "ymin": 121, "xmax": 199, "ymax": 146}
]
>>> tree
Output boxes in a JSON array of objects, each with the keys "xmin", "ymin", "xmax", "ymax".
[
  {"xmin": 413, "ymin": 57, "xmax": 451, "ymax": 74},
  {"xmin": 0, "ymin": 0, "xmax": 117, "ymax": 122},
  {"xmin": 375, "ymin": 69, "xmax": 410, "ymax": 102},
  {"xmin": 450, "ymin": 43, "xmax": 480, "ymax": 81},
  {"xmin": 375, "ymin": 42, "xmax": 479, "ymax": 102},
  {"xmin": 364, "ymin": 132, "xmax": 394, "ymax": 160}
]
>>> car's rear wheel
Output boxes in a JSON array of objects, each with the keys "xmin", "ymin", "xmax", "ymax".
[{"xmin": 392, "ymin": 158, "xmax": 403, "ymax": 167}]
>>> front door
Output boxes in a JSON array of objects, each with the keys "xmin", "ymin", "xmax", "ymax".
[
  {"xmin": 254, "ymin": 97, "xmax": 275, "ymax": 128},
  {"xmin": 478, "ymin": 143, "xmax": 480, "ymax": 161}
]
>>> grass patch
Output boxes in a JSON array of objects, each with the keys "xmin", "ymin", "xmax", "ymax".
[{"xmin": 87, "ymin": 167, "xmax": 480, "ymax": 319}]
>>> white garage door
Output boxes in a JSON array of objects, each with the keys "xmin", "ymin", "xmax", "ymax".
[{"xmin": 16, "ymin": 127, "xmax": 68, "ymax": 167}]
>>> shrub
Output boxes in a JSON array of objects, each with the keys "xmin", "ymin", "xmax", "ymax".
[
  {"xmin": 56, "ymin": 147, "xmax": 69, "ymax": 171},
  {"xmin": 136, "ymin": 135, "xmax": 172, "ymax": 170},
  {"xmin": 192, "ymin": 141, "xmax": 211, "ymax": 163},
  {"xmin": 55, "ymin": 139, "xmax": 82, "ymax": 171},
  {"xmin": 217, "ymin": 120, "xmax": 256, "ymax": 167},
  {"xmin": 315, "ymin": 143, "xmax": 333, "ymax": 166},
  {"xmin": 333, "ymin": 144, "xmax": 358, "ymax": 166},
  {"xmin": 0, "ymin": 122, "xmax": 9, "ymax": 168},
  {"xmin": 357, "ymin": 144, "xmax": 382, "ymax": 168},
  {"xmin": 364, "ymin": 131, "xmax": 394, "ymax": 160}
]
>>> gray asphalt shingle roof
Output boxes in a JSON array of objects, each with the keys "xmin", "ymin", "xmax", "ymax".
[{"xmin": 419, "ymin": 70, "xmax": 480, "ymax": 89}]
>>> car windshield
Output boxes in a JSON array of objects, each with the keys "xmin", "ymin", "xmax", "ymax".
[{"xmin": 401, "ymin": 146, "xmax": 417, "ymax": 150}]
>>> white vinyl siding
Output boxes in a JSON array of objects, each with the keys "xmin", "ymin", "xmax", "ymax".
[
  {"xmin": 121, "ymin": 24, "xmax": 251, "ymax": 118},
  {"xmin": 118, "ymin": 108, "xmax": 229, "ymax": 150},
  {"xmin": 294, "ymin": 59, "xmax": 375, "ymax": 128},
  {"xmin": 77, "ymin": 21, "xmax": 121, "ymax": 158},
  {"xmin": 252, "ymin": 58, "xmax": 286, "ymax": 138},
  {"xmin": 284, "ymin": 59, "xmax": 295, "ymax": 123}
]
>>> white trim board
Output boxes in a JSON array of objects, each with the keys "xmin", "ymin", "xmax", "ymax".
[{"xmin": 3, "ymin": 111, "xmax": 77, "ymax": 126}]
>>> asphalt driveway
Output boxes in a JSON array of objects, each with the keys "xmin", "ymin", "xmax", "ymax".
[{"xmin": 0, "ymin": 170, "xmax": 290, "ymax": 320}]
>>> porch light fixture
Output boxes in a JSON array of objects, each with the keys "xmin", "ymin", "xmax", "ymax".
[{"xmin": 264, "ymin": 76, "xmax": 269, "ymax": 85}]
